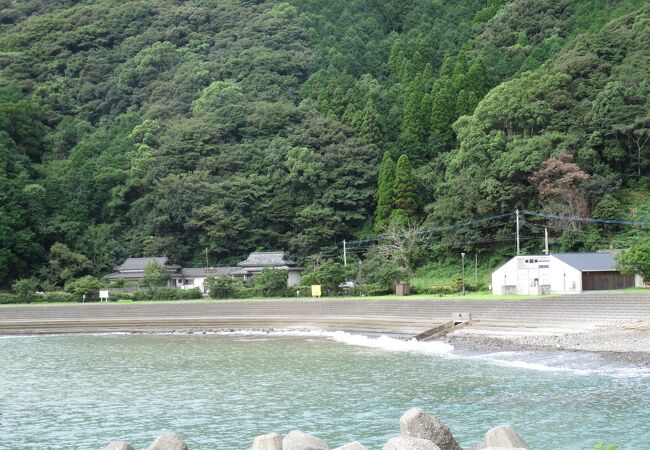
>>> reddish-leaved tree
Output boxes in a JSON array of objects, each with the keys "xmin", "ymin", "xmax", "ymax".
[{"xmin": 529, "ymin": 152, "xmax": 590, "ymax": 229}]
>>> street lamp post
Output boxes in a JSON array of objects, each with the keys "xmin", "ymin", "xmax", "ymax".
[{"xmin": 461, "ymin": 252, "xmax": 466, "ymax": 296}]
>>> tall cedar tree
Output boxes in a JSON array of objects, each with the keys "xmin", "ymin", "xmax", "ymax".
[
  {"xmin": 374, "ymin": 151, "xmax": 395, "ymax": 232},
  {"xmin": 429, "ymin": 76, "xmax": 456, "ymax": 149},
  {"xmin": 390, "ymin": 154, "xmax": 417, "ymax": 227},
  {"xmin": 359, "ymin": 99, "xmax": 383, "ymax": 145}
]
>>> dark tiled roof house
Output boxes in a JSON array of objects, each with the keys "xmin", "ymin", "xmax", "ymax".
[{"xmin": 106, "ymin": 252, "xmax": 302, "ymax": 292}]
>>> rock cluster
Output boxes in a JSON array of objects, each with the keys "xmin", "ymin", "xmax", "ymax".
[
  {"xmin": 104, "ymin": 433, "xmax": 188, "ymax": 450},
  {"xmin": 103, "ymin": 408, "xmax": 530, "ymax": 450}
]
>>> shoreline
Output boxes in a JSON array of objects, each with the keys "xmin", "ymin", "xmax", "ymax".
[
  {"xmin": 443, "ymin": 320, "xmax": 650, "ymax": 367},
  {"xmin": 6, "ymin": 321, "xmax": 650, "ymax": 369}
]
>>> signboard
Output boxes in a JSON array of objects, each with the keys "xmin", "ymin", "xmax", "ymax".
[{"xmin": 311, "ymin": 285, "xmax": 321, "ymax": 298}]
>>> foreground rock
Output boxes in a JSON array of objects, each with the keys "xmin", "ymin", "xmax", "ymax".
[
  {"xmin": 484, "ymin": 425, "xmax": 530, "ymax": 449},
  {"xmin": 333, "ymin": 442, "xmax": 368, "ymax": 450},
  {"xmin": 146, "ymin": 433, "xmax": 189, "ymax": 450},
  {"xmin": 104, "ymin": 442, "xmax": 135, "ymax": 450},
  {"xmin": 252, "ymin": 432, "xmax": 283, "ymax": 450},
  {"xmin": 399, "ymin": 408, "xmax": 461, "ymax": 450},
  {"xmin": 283, "ymin": 430, "xmax": 330, "ymax": 450},
  {"xmin": 383, "ymin": 435, "xmax": 442, "ymax": 450}
]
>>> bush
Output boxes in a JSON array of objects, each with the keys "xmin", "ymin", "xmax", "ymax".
[
  {"xmin": 0, "ymin": 293, "xmax": 24, "ymax": 304},
  {"xmin": 358, "ymin": 283, "xmax": 393, "ymax": 296},
  {"xmin": 205, "ymin": 275, "xmax": 242, "ymax": 299},
  {"xmin": 255, "ymin": 268, "xmax": 288, "ymax": 297},
  {"xmin": 0, "ymin": 291, "xmax": 77, "ymax": 304},
  {"xmin": 358, "ymin": 249, "xmax": 401, "ymax": 294},
  {"xmin": 40, "ymin": 292, "xmax": 76, "ymax": 303},
  {"xmin": 12, "ymin": 278, "xmax": 38, "ymax": 298},
  {"xmin": 141, "ymin": 262, "xmax": 170, "ymax": 288},
  {"xmin": 64, "ymin": 276, "xmax": 101, "ymax": 300},
  {"xmin": 131, "ymin": 288, "xmax": 202, "ymax": 301},
  {"xmin": 301, "ymin": 260, "xmax": 350, "ymax": 295},
  {"xmin": 234, "ymin": 287, "xmax": 262, "ymax": 299},
  {"xmin": 410, "ymin": 285, "xmax": 457, "ymax": 295}
]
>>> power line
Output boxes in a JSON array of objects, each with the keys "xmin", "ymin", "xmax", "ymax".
[
  {"xmin": 522, "ymin": 210, "xmax": 650, "ymax": 227},
  {"xmin": 346, "ymin": 212, "xmax": 514, "ymax": 246}
]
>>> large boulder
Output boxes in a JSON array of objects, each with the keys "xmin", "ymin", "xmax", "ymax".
[
  {"xmin": 146, "ymin": 433, "xmax": 189, "ymax": 450},
  {"xmin": 484, "ymin": 425, "xmax": 530, "ymax": 449},
  {"xmin": 399, "ymin": 408, "xmax": 461, "ymax": 450},
  {"xmin": 283, "ymin": 431, "xmax": 329, "ymax": 450},
  {"xmin": 383, "ymin": 435, "xmax": 442, "ymax": 450},
  {"xmin": 104, "ymin": 442, "xmax": 135, "ymax": 450},
  {"xmin": 333, "ymin": 442, "xmax": 368, "ymax": 450},
  {"xmin": 252, "ymin": 432, "xmax": 283, "ymax": 450}
]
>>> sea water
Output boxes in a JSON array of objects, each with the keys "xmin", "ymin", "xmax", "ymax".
[{"xmin": 0, "ymin": 331, "xmax": 648, "ymax": 450}]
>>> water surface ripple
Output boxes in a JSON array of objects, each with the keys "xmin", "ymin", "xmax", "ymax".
[{"xmin": 0, "ymin": 333, "xmax": 648, "ymax": 449}]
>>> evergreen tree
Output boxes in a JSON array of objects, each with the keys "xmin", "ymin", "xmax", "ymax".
[
  {"xmin": 374, "ymin": 151, "xmax": 396, "ymax": 232},
  {"xmin": 439, "ymin": 53, "xmax": 455, "ymax": 78},
  {"xmin": 359, "ymin": 99, "xmax": 383, "ymax": 145},
  {"xmin": 456, "ymin": 89, "xmax": 479, "ymax": 116},
  {"xmin": 464, "ymin": 60, "xmax": 489, "ymax": 96},
  {"xmin": 429, "ymin": 76, "xmax": 456, "ymax": 148},
  {"xmin": 401, "ymin": 90, "xmax": 424, "ymax": 142},
  {"xmin": 390, "ymin": 154, "xmax": 417, "ymax": 226}
]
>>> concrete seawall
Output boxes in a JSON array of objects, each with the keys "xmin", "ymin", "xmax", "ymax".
[{"xmin": 1, "ymin": 292, "xmax": 649, "ymax": 335}]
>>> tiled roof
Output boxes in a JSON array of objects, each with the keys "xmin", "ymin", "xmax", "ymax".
[
  {"xmin": 237, "ymin": 251, "xmax": 298, "ymax": 268},
  {"xmin": 181, "ymin": 267, "xmax": 237, "ymax": 277},
  {"xmin": 114, "ymin": 257, "xmax": 181, "ymax": 271}
]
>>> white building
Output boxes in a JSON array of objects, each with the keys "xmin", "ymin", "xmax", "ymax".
[{"xmin": 491, "ymin": 252, "xmax": 643, "ymax": 295}]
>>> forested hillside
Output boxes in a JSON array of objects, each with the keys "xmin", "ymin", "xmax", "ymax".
[{"xmin": 0, "ymin": 0, "xmax": 648, "ymax": 287}]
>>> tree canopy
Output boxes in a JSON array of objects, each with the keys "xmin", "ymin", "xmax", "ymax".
[{"xmin": 0, "ymin": 0, "xmax": 648, "ymax": 286}]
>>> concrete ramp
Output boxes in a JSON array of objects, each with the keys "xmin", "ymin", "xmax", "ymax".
[{"xmin": 414, "ymin": 320, "xmax": 466, "ymax": 341}]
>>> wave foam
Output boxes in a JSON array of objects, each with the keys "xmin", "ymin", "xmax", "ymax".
[{"xmin": 215, "ymin": 328, "xmax": 455, "ymax": 355}]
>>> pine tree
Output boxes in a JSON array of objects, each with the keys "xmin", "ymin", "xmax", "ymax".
[
  {"xmin": 390, "ymin": 154, "xmax": 417, "ymax": 227},
  {"xmin": 374, "ymin": 151, "xmax": 396, "ymax": 232}
]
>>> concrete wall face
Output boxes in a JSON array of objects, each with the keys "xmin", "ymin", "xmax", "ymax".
[
  {"xmin": 636, "ymin": 274, "xmax": 645, "ymax": 287},
  {"xmin": 548, "ymin": 256, "xmax": 582, "ymax": 294}
]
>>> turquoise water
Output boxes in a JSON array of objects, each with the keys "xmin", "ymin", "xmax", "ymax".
[{"xmin": 0, "ymin": 331, "xmax": 649, "ymax": 450}]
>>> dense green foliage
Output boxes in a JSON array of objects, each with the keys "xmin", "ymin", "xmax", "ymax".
[
  {"xmin": 205, "ymin": 275, "xmax": 242, "ymax": 299},
  {"xmin": 301, "ymin": 260, "xmax": 350, "ymax": 293},
  {"xmin": 0, "ymin": 0, "xmax": 648, "ymax": 287},
  {"xmin": 140, "ymin": 262, "xmax": 170, "ymax": 288},
  {"xmin": 617, "ymin": 243, "xmax": 650, "ymax": 279}
]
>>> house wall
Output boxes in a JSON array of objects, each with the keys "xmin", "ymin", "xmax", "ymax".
[
  {"xmin": 180, "ymin": 277, "xmax": 208, "ymax": 293},
  {"xmin": 288, "ymin": 270, "xmax": 301, "ymax": 287}
]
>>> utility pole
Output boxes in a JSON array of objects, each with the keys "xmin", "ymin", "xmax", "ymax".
[
  {"xmin": 516, "ymin": 208, "xmax": 520, "ymax": 255},
  {"xmin": 474, "ymin": 252, "xmax": 478, "ymax": 286},
  {"xmin": 461, "ymin": 252, "xmax": 466, "ymax": 296},
  {"xmin": 343, "ymin": 239, "xmax": 347, "ymax": 266},
  {"xmin": 205, "ymin": 247, "xmax": 209, "ymax": 268},
  {"xmin": 544, "ymin": 227, "xmax": 549, "ymax": 255}
]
